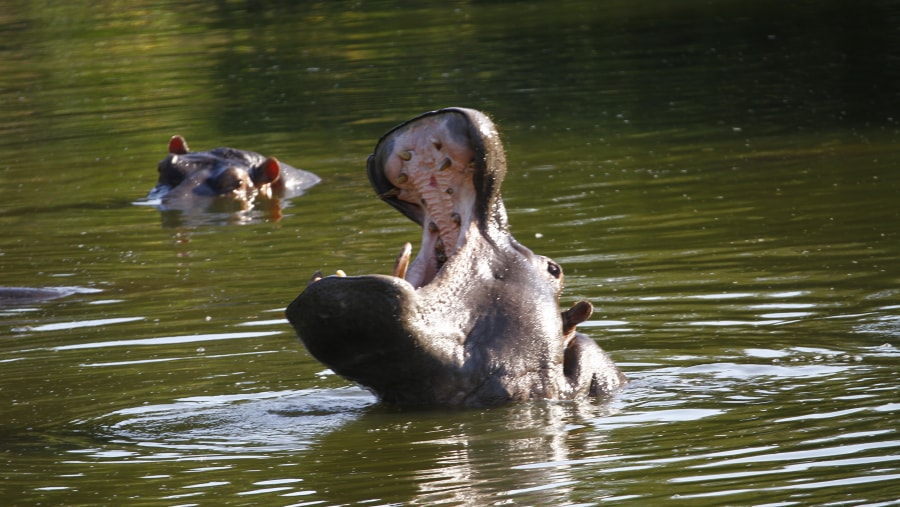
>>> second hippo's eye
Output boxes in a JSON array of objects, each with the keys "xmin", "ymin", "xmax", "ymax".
[
  {"xmin": 214, "ymin": 168, "xmax": 246, "ymax": 194},
  {"xmin": 547, "ymin": 261, "xmax": 562, "ymax": 279}
]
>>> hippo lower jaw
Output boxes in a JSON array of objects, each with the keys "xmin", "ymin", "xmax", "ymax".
[
  {"xmin": 286, "ymin": 108, "xmax": 626, "ymax": 407},
  {"xmin": 289, "ymin": 232, "xmax": 577, "ymax": 407}
]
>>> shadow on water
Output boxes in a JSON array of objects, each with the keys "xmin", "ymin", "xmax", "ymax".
[{"xmin": 195, "ymin": 0, "xmax": 900, "ymax": 138}]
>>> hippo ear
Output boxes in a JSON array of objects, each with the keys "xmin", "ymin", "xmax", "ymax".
[
  {"xmin": 562, "ymin": 300, "xmax": 593, "ymax": 336},
  {"xmin": 168, "ymin": 135, "xmax": 190, "ymax": 154},
  {"xmin": 253, "ymin": 157, "xmax": 282, "ymax": 185}
]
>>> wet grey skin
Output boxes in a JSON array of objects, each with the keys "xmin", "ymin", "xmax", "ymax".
[{"xmin": 286, "ymin": 107, "xmax": 626, "ymax": 408}]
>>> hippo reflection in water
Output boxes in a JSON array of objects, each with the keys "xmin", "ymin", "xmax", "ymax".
[
  {"xmin": 286, "ymin": 108, "xmax": 626, "ymax": 408},
  {"xmin": 147, "ymin": 135, "xmax": 320, "ymax": 216}
]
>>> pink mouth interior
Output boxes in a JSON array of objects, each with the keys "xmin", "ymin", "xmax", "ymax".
[{"xmin": 381, "ymin": 115, "xmax": 479, "ymax": 288}]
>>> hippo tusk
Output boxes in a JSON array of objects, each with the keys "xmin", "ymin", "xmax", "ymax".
[
  {"xmin": 392, "ymin": 242, "xmax": 412, "ymax": 279},
  {"xmin": 308, "ymin": 269, "xmax": 347, "ymax": 285}
]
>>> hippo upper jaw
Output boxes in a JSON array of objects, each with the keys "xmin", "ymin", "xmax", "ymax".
[{"xmin": 367, "ymin": 108, "xmax": 507, "ymax": 289}]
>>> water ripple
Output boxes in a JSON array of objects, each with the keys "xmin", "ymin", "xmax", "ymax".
[
  {"xmin": 53, "ymin": 331, "xmax": 282, "ymax": 351},
  {"xmin": 15, "ymin": 316, "xmax": 145, "ymax": 333}
]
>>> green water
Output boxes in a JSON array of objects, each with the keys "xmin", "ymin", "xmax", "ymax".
[{"xmin": 1, "ymin": 0, "xmax": 898, "ymax": 505}]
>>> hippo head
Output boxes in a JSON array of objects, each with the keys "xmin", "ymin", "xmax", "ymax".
[
  {"xmin": 151, "ymin": 136, "xmax": 286, "ymax": 205},
  {"xmin": 286, "ymin": 108, "xmax": 625, "ymax": 407}
]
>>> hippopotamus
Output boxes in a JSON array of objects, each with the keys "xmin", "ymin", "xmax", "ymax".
[
  {"xmin": 147, "ymin": 135, "xmax": 320, "ymax": 211},
  {"xmin": 0, "ymin": 286, "xmax": 101, "ymax": 307},
  {"xmin": 286, "ymin": 108, "xmax": 626, "ymax": 408}
]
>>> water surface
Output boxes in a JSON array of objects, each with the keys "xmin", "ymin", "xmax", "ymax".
[{"xmin": 1, "ymin": 0, "xmax": 898, "ymax": 505}]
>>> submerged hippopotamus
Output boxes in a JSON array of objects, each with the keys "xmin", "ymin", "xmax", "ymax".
[
  {"xmin": 0, "ymin": 286, "xmax": 96, "ymax": 307},
  {"xmin": 147, "ymin": 135, "xmax": 320, "ymax": 212},
  {"xmin": 286, "ymin": 108, "xmax": 626, "ymax": 407}
]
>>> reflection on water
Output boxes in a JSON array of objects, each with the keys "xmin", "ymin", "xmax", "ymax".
[
  {"xmin": 1, "ymin": 0, "xmax": 898, "ymax": 505},
  {"xmin": 94, "ymin": 388, "xmax": 375, "ymax": 456},
  {"xmin": 50, "ymin": 340, "xmax": 895, "ymax": 505}
]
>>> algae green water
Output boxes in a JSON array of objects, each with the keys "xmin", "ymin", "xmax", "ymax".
[{"xmin": 1, "ymin": 1, "xmax": 898, "ymax": 505}]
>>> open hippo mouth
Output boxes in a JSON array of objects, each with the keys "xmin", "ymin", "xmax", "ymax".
[
  {"xmin": 286, "ymin": 108, "xmax": 625, "ymax": 408},
  {"xmin": 367, "ymin": 109, "xmax": 493, "ymax": 289}
]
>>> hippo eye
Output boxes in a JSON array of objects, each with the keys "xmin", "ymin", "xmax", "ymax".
[
  {"xmin": 214, "ymin": 169, "xmax": 247, "ymax": 194},
  {"xmin": 547, "ymin": 261, "xmax": 562, "ymax": 279}
]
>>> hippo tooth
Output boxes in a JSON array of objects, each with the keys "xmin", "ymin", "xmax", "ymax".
[
  {"xmin": 451, "ymin": 212, "xmax": 461, "ymax": 226},
  {"xmin": 430, "ymin": 138, "xmax": 442, "ymax": 150},
  {"xmin": 335, "ymin": 269, "xmax": 347, "ymax": 277},
  {"xmin": 398, "ymin": 150, "xmax": 412, "ymax": 161},
  {"xmin": 435, "ymin": 237, "xmax": 447, "ymax": 264},
  {"xmin": 392, "ymin": 242, "xmax": 412, "ymax": 279},
  {"xmin": 438, "ymin": 157, "xmax": 452, "ymax": 171},
  {"xmin": 396, "ymin": 173, "xmax": 408, "ymax": 184},
  {"xmin": 428, "ymin": 221, "xmax": 438, "ymax": 233}
]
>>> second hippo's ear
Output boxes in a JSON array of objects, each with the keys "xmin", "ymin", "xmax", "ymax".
[
  {"xmin": 252, "ymin": 157, "xmax": 282, "ymax": 185},
  {"xmin": 168, "ymin": 135, "xmax": 190, "ymax": 154}
]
